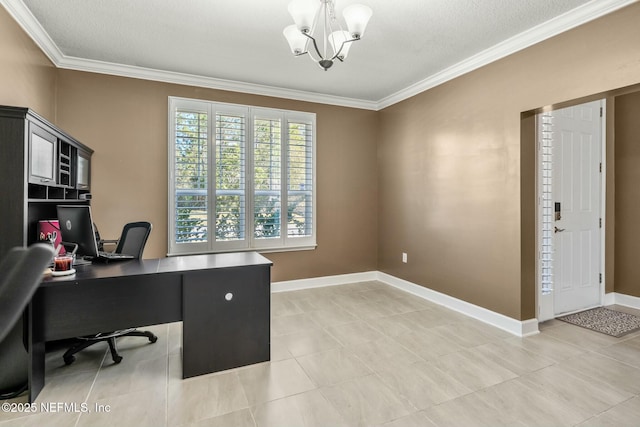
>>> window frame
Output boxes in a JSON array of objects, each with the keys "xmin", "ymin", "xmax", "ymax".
[{"xmin": 168, "ymin": 96, "xmax": 316, "ymax": 255}]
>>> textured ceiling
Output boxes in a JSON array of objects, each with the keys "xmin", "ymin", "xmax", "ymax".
[{"xmin": 4, "ymin": 0, "xmax": 632, "ymax": 108}]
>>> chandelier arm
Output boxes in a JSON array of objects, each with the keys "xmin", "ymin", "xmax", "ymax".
[
  {"xmin": 329, "ymin": 37, "xmax": 359, "ymax": 62},
  {"xmin": 302, "ymin": 31, "xmax": 326, "ymax": 62}
]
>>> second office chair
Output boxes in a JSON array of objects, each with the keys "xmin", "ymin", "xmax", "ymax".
[{"xmin": 62, "ymin": 221, "xmax": 157, "ymax": 365}]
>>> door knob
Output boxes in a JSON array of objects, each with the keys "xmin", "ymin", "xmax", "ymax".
[{"xmin": 554, "ymin": 226, "xmax": 565, "ymax": 233}]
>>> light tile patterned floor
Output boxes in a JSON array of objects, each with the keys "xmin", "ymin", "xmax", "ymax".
[{"xmin": 2, "ymin": 281, "xmax": 640, "ymax": 426}]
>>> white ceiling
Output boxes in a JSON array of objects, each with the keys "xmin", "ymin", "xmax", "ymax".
[{"xmin": 2, "ymin": 0, "xmax": 635, "ymax": 109}]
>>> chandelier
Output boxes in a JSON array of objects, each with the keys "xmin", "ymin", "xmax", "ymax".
[{"xmin": 283, "ymin": 0, "xmax": 373, "ymax": 71}]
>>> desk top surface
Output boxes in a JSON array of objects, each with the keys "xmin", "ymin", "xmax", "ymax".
[{"xmin": 41, "ymin": 251, "xmax": 272, "ymax": 286}]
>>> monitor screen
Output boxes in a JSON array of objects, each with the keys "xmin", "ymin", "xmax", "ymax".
[{"xmin": 56, "ymin": 205, "xmax": 99, "ymax": 258}]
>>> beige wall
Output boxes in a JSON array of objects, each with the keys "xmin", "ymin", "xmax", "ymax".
[
  {"xmin": 0, "ymin": 3, "xmax": 378, "ymax": 283},
  {"xmin": 3, "ymin": 2, "xmax": 640, "ymax": 319},
  {"xmin": 54, "ymin": 71, "xmax": 379, "ymax": 282},
  {"xmin": 0, "ymin": 7, "xmax": 56, "ymax": 119},
  {"xmin": 378, "ymin": 3, "xmax": 640, "ymax": 320},
  {"xmin": 614, "ymin": 90, "xmax": 640, "ymax": 298}
]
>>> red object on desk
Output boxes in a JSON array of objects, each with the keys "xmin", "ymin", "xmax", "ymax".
[{"xmin": 38, "ymin": 220, "xmax": 65, "ymax": 254}]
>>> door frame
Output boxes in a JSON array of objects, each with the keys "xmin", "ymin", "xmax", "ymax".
[{"xmin": 536, "ymin": 99, "xmax": 607, "ymax": 322}]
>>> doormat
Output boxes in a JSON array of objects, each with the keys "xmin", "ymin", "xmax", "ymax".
[{"xmin": 557, "ymin": 307, "xmax": 640, "ymax": 337}]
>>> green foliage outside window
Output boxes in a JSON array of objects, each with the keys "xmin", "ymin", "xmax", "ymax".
[{"xmin": 175, "ymin": 111, "xmax": 207, "ymax": 243}]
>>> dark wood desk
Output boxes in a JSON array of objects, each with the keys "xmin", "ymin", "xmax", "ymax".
[{"xmin": 29, "ymin": 252, "xmax": 272, "ymax": 402}]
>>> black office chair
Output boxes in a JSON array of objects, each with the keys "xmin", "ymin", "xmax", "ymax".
[
  {"xmin": 0, "ymin": 244, "xmax": 55, "ymax": 343},
  {"xmin": 0, "ymin": 244, "xmax": 55, "ymax": 399},
  {"xmin": 62, "ymin": 222, "xmax": 157, "ymax": 365},
  {"xmin": 98, "ymin": 221, "xmax": 153, "ymax": 258}
]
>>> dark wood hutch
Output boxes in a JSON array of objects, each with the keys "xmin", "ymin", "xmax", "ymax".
[{"xmin": 0, "ymin": 106, "xmax": 93, "ymax": 259}]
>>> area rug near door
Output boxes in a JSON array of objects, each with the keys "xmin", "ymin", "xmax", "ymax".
[{"xmin": 557, "ymin": 307, "xmax": 640, "ymax": 337}]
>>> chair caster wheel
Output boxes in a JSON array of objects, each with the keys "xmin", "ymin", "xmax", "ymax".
[
  {"xmin": 113, "ymin": 355, "xmax": 123, "ymax": 364},
  {"xmin": 149, "ymin": 335, "xmax": 158, "ymax": 344},
  {"xmin": 63, "ymin": 355, "xmax": 75, "ymax": 365}
]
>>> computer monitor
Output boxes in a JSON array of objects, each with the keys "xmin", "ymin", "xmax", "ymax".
[{"xmin": 56, "ymin": 205, "xmax": 99, "ymax": 259}]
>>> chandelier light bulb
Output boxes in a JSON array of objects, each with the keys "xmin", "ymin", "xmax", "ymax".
[
  {"xmin": 328, "ymin": 30, "xmax": 353, "ymax": 60},
  {"xmin": 283, "ymin": 24, "xmax": 308, "ymax": 54},
  {"xmin": 343, "ymin": 4, "xmax": 372, "ymax": 38},
  {"xmin": 288, "ymin": 0, "xmax": 320, "ymax": 32}
]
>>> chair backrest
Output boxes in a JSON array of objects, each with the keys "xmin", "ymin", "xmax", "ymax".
[
  {"xmin": 115, "ymin": 222, "xmax": 152, "ymax": 259},
  {"xmin": 0, "ymin": 244, "xmax": 54, "ymax": 343},
  {"xmin": 0, "ymin": 248, "xmax": 26, "ymax": 292}
]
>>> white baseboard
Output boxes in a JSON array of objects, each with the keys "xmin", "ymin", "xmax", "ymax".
[
  {"xmin": 604, "ymin": 292, "xmax": 616, "ymax": 306},
  {"xmin": 272, "ymin": 270, "xmax": 539, "ymax": 337},
  {"xmin": 271, "ymin": 271, "xmax": 378, "ymax": 293},
  {"xmin": 606, "ymin": 292, "xmax": 640, "ymax": 310},
  {"xmin": 377, "ymin": 272, "xmax": 539, "ymax": 337}
]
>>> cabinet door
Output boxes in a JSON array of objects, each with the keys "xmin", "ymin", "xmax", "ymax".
[
  {"xmin": 28, "ymin": 123, "xmax": 57, "ymax": 185},
  {"xmin": 182, "ymin": 265, "xmax": 271, "ymax": 377},
  {"xmin": 76, "ymin": 149, "xmax": 91, "ymax": 190}
]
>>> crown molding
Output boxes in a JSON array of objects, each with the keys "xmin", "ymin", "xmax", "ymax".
[
  {"xmin": 376, "ymin": 0, "xmax": 638, "ymax": 109},
  {"xmin": 55, "ymin": 56, "xmax": 379, "ymax": 110},
  {"xmin": 2, "ymin": 0, "xmax": 636, "ymax": 111},
  {"xmin": 0, "ymin": 0, "xmax": 377, "ymax": 110},
  {"xmin": 0, "ymin": 0, "xmax": 64, "ymax": 64}
]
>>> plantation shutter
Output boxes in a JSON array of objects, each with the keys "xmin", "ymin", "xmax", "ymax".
[
  {"xmin": 540, "ymin": 112, "xmax": 554, "ymax": 295},
  {"xmin": 169, "ymin": 97, "xmax": 315, "ymax": 255},
  {"xmin": 287, "ymin": 117, "xmax": 314, "ymax": 239},
  {"xmin": 174, "ymin": 108, "xmax": 209, "ymax": 246},
  {"xmin": 253, "ymin": 113, "xmax": 283, "ymax": 243},
  {"xmin": 214, "ymin": 109, "xmax": 247, "ymax": 247}
]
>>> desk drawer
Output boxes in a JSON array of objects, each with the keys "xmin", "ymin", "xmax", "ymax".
[{"xmin": 182, "ymin": 265, "xmax": 270, "ymax": 377}]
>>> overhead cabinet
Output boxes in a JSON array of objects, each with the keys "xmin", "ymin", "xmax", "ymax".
[
  {"xmin": 22, "ymin": 115, "xmax": 93, "ymax": 200},
  {"xmin": 0, "ymin": 105, "xmax": 94, "ymax": 259},
  {"xmin": 28, "ymin": 123, "xmax": 57, "ymax": 186}
]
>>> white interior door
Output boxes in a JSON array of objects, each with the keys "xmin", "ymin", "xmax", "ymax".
[{"xmin": 552, "ymin": 100, "xmax": 602, "ymax": 315}]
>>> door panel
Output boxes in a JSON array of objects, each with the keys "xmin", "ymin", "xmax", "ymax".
[{"xmin": 552, "ymin": 100, "xmax": 602, "ymax": 315}]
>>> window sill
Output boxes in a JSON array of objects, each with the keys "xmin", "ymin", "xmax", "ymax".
[{"xmin": 167, "ymin": 244, "xmax": 317, "ymax": 257}]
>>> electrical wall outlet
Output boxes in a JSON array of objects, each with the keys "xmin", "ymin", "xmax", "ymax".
[{"xmin": 402, "ymin": 252, "xmax": 408, "ymax": 263}]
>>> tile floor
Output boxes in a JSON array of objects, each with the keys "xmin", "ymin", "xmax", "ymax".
[{"xmin": 2, "ymin": 281, "xmax": 640, "ymax": 426}]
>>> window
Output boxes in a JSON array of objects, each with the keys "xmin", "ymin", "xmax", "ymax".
[{"xmin": 168, "ymin": 97, "xmax": 316, "ymax": 255}]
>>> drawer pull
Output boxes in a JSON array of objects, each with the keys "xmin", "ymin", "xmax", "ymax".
[{"xmin": 225, "ymin": 292, "xmax": 233, "ymax": 301}]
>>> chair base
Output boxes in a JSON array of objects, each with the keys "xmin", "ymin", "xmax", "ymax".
[
  {"xmin": 63, "ymin": 330, "xmax": 157, "ymax": 365},
  {"xmin": 0, "ymin": 382, "xmax": 27, "ymax": 400}
]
